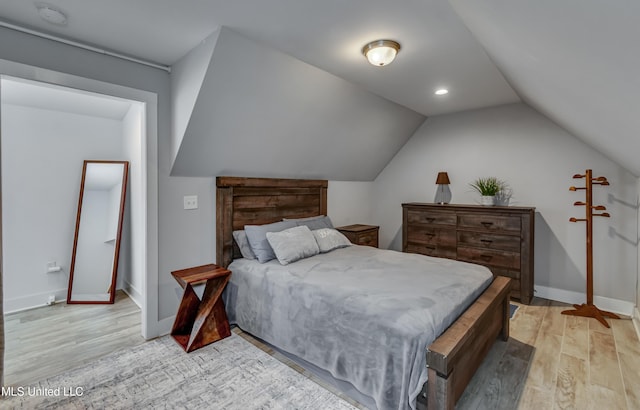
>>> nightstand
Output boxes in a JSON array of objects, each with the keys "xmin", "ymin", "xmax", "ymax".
[
  {"xmin": 170, "ymin": 264, "xmax": 231, "ymax": 352},
  {"xmin": 336, "ymin": 224, "xmax": 379, "ymax": 248}
]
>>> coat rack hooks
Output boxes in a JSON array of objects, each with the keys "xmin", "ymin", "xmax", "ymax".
[{"xmin": 562, "ymin": 169, "xmax": 619, "ymax": 327}]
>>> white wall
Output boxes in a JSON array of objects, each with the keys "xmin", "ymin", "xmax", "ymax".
[
  {"xmin": 373, "ymin": 103, "xmax": 638, "ymax": 306},
  {"xmin": 1, "ymin": 104, "xmax": 124, "ymax": 311},
  {"xmin": 327, "ymin": 181, "xmax": 374, "ymax": 227},
  {"xmin": 120, "ymin": 103, "xmax": 144, "ymax": 307},
  {"xmin": 637, "ymin": 177, "xmax": 640, "ymax": 312}
]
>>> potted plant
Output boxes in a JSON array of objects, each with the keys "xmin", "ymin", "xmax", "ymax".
[{"xmin": 469, "ymin": 177, "xmax": 506, "ymax": 205}]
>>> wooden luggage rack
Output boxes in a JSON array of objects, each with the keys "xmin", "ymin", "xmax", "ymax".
[{"xmin": 562, "ymin": 169, "xmax": 619, "ymax": 328}]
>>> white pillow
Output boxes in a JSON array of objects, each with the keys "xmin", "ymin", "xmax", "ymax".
[
  {"xmin": 266, "ymin": 226, "xmax": 319, "ymax": 265},
  {"xmin": 312, "ymin": 228, "xmax": 351, "ymax": 253}
]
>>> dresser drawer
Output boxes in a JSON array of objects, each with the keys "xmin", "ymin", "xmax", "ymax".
[
  {"xmin": 405, "ymin": 243, "xmax": 456, "ymax": 259},
  {"xmin": 457, "ymin": 246, "xmax": 520, "ymax": 270},
  {"xmin": 407, "ymin": 225, "xmax": 456, "ymax": 247},
  {"xmin": 402, "ymin": 203, "xmax": 535, "ymax": 304},
  {"xmin": 406, "ymin": 210, "xmax": 456, "ymax": 226},
  {"xmin": 457, "ymin": 231, "xmax": 520, "ymax": 252},
  {"xmin": 457, "ymin": 214, "xmax": 521, "ymax": 233}
]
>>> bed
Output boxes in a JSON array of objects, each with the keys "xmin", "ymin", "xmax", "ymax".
[{"xmin": 216, "ymin": 176, "xmax": 511, "ymax": 410}]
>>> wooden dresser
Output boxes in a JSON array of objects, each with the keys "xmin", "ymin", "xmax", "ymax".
[{"xmin": 402, "ymin": 203, "xmax": 535, "ymax": 304}]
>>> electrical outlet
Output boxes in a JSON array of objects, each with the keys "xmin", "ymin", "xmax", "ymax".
[
  {"xmin": 46, "ymin": 261, "xmax": 62, "ymax": 273},
  {"xmin": 184, "ymin": 195, "xmax": 198, "ymax": 210}
]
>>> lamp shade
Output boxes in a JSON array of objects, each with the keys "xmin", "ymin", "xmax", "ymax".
[
  {"xmin": 435, "ymin": 172, "xmax": 450, "ymax": 185},
  {"xmin": 362, "ymin": 40, "xmax": 401, "ymax": 66}
]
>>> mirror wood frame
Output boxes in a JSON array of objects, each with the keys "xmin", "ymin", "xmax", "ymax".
[{"xmin": 67, "ymin": 160, "xmax": 129, "ymax": 304}]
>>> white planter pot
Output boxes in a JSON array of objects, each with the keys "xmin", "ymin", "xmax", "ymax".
[{"xmin": 481, "ymin": 195, "xmax": 496, "ymax": 206}]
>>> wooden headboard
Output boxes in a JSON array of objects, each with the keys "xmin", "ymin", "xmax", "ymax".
[{"xmin": 216, "ymin": 176, "xmax": 328, "ymax": 268}]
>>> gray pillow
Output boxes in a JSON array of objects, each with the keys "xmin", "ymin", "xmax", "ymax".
[
  {"xmin": 266, "ymin": 225, "xmax": 320, "ymax": 265},
  {"xmin": 312, "ymin": 228, "xmax": 351, "ymax": 253},
  {"xmin": 244, "ymin": 220, "xmax": 297, "ymax": 263},
  {"xmin": 232, "ymin": 230, "xmax": 256, "ymax": 260},
  {"xmin": 284, "ymin": 215, "xmax": 334, "ymax": 230}
]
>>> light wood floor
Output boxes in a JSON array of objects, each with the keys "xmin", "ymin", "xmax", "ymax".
[
  {"xmin": 3, "ymin": 290, "xmax": 145, "ymax": 386},
  {"xmin": 238, "ymin": 298, "xmax": 640, "ymax": 410},
  {"xmin": 4, "ymin": 294, "xmax": 638, "ymax": 409},
  {"xmin": 458, "ymin": 298, "xmax": 640, "ymax": 409}
]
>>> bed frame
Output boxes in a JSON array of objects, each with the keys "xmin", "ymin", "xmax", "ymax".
[{"xmin": 216, "ymin": 176, "xmax": 511, "ymax": 410}]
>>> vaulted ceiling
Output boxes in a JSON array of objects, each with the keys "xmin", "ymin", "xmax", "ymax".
[
  {"xmin": 450, "ymin": 0, "xmax": 640, "ymax": 176},
  {"xmin": 1, "ymin": 1, "xmax": 638, "ymax": 177}
]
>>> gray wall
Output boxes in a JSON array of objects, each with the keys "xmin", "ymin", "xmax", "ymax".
[
  {"xmin": 372, "ymin": 103, "xmax": 637, "ymax": 304},
  {"xmin": 170, "ymin": 29, "xmax": 220, "ymax": 166}
]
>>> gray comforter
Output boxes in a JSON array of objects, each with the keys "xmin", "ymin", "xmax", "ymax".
[{"xmin": 223, "ymin": 245, "xmax": 493, "ymax": 410}]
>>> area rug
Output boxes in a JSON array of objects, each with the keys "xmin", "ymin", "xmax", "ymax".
[
  {"xmin": 4, "ymin": 334, "xmax": 357, "ymax": 410},
  {"xmin": 510, "ymin": 303, "xmax": 519, "ymax": 319}
]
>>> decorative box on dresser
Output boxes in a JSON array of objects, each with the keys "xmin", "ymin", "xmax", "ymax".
[{"xmin": 402, "ymin": 203, "xmax": 535, "ymax": 304}]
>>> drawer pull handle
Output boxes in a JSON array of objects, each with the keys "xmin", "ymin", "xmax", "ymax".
[
  {"xmin": 480, "ymin": 254, "xmax": 493, "ymax": 261},
  {"xmin": 425, "ymin": 245, "xmax": 436, "ymax": 250},
  {"xmin": 425, "ymin": 217, "xmax": 436, "ymax": 222},
  {"xmin": 480, "ymin": 239, "xmax": 493, "ymax": 244},
  {"xmin": 480, "ymin": 221, "xmax": 494, "ymax": 227},
  {"xmin": 424, "ymin": 232, "xmax": 435, "ymax": 237}
]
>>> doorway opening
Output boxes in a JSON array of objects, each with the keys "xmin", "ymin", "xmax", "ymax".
[{"xmin": 0, "ymin": 63, "xmax": 158, "ymax": 383}]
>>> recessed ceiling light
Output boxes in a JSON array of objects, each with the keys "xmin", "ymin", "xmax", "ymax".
[
  {"xmin": 435, "ymin": 89, "xmax": 449, "ymax": 96},
  {"xmin": 36, "ymin": 3, "xmax": 68, "ymax": 26}
]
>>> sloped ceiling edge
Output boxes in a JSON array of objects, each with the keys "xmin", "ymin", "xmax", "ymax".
[
  {"xmin": 171, "ymin": 27, "xmax": 426, "ymax": 181},
  {"xmin": 169, "ymin": 28, "xmax": 220, "ymax": 167},
  {"xmin": 449, "ymin": 0, "xmax": 640, "ymax": 176}
]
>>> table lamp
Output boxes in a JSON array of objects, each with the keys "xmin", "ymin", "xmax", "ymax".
[{"xmin": 435, "ymin": 172, "xmax": 451, "ymax": 204}]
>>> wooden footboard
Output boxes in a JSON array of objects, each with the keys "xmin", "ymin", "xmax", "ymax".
[{"xmin": 427, "ymin": 276, "xmax": 511, "ymax": 409}]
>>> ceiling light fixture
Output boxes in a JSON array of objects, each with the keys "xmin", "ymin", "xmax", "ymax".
[
  {"xmin": 435, "ymin": 89, "xmax": 449, "ymax": 95},
  {"xmin": 362, "ymin": 40, "xmax": 401, "ymax": 67},
  {"xmin": 36, "ymin": 3, "xmax": 68, "ymax": 26}
]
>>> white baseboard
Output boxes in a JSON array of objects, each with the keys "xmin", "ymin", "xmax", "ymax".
[
  {"xmin": 4, "ymin": 288, "xmax": 68, "ymax": 314},
  {"xmin": 534, "ymin": 285, "xmax": 635, "ymax": 316},
  {"xmin": 122, "ymin": 281, "xmax": 143, "ymax": 309},
  {"xmin": 633, "ymin": 307, "xmax": 640, "ymax": 342}
]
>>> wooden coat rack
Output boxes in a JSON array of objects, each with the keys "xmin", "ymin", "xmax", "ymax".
[{"xmin": 562, "ymin": 169, "xmax": 619, "ymax": 328}]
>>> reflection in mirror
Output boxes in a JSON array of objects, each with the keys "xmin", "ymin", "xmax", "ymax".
[{"xmin": 67, "ymin": 160, "xmax": 129, "ymax": 304}]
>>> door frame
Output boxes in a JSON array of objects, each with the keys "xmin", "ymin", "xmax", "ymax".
[{"xmin": 0, "ymin": 59, "xmax": 159, "ymax": 339}]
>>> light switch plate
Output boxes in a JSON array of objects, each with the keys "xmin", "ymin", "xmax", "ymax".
[{"xmin": 184, "ymin": 195, "xmax": 198, "ymax": 210}]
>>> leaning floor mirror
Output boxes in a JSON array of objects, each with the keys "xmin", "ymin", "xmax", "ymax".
[{"xmin": 67, "ymin": 160, "xmax": 129, "ymax": 304}]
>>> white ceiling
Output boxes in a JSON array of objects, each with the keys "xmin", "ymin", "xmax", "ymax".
[
  {"xmin": 1, "ymin": 1, "xmax": 638, "ymax": 175},
  {"xmin": 449, "ymin": 0, "xmax": 640, "ymax": 176},
  {"xmin": 0, "ymin": 0, "xmax": 519, "ymax": 117},
  {"xmin": 1, "ymin": 77, "xmax": 132, "ymax": 120}
]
